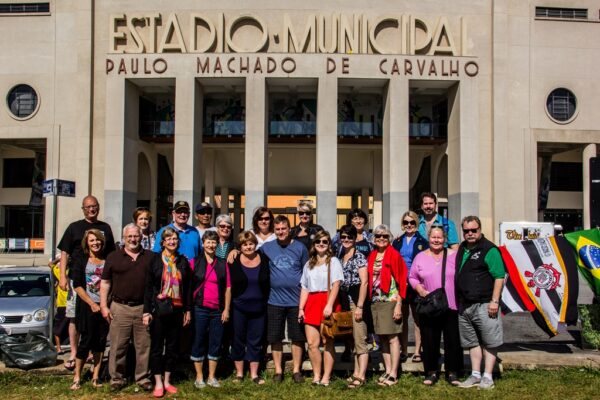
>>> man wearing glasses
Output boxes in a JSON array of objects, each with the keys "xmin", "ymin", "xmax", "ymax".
[
  {"xmin": 418, "ymin": 192, "xmax": 459, "ymax": 250},
  {"xmin": 455, "ymin": 216, "xmax": 506, "ymax": 390},
  {"xmin": 153, "ymin": 201, "xmax": 201, "ymax": 261}
]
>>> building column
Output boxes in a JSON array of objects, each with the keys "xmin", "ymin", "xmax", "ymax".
[
  {"xmin": 373, "ymin": 151, "xmax": 383, "ymax": 227},
  {"xmin": 220, "ymin": 186, "xmax": 229, "ymax": 214},
  {"xmin": 316, "ymin": 76, "xmax": 338, "ymax": 233},
  {"xmin": 447, "ymin": 79, "xmax": 479, "ymax": 226},
  {"xmin": 174, "ymin": 77, "xmax": 202, "ymax": 211},
  {"xmin": 233, "ymin": 192, "xmax": 242, "ymax": 233},
  {"xmin": 361, "ymin": 187, "xmax": 370, "ymax": 217},
  {"xmin": 204, "ymin": 149, "xmax": 215, "ymax": 206},
  {"xmin": 245, "ymin": 77, "xmax": 267, "ymax": 228},
  {"xmin": 104, "ymin": 79, "xmax": 139, "ymax": 238},
  {"xmin": 383, "ymin": 78, "xmax": 410, "ymax": 235},
  {"xmin": 583, "ymin": 143, "xmax": 597, "ymax": 229}
]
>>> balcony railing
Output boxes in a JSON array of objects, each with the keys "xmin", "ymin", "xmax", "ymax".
[
  {"xmin": 140, "ymin": 120, "xmax": 175, "ymax": 137},
  {"xmin": 204, "ymin": 121, "xmax": 245, "ymax": 137},
  {"xmin": 269, "ymin": 121, "xmax": 316, "ymax": 136},
  {"xmin": 409, "ymin": 122, "xmax": 447, "ymax": 139},
  {"xmin": 338, "ymin": 122, "xmax": 382, "ymax": 138}
]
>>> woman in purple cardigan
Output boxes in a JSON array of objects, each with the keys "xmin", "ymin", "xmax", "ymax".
[{"xmin": 409, "ymin": 225, "xmax": 463, "ymax": 386}]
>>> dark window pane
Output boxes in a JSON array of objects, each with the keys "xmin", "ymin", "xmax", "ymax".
[
  {"xmin": 3, "ymin": 158, "xmax": 34, "ymax": 188},
  {"xmin": 549, "ymin": 162, "xmax": 583, "ymax": 191}
]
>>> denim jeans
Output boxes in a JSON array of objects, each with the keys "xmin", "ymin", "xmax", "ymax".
[{"xmin": 190, "ymin": 306, "xmax": 224, "ymax": 361}]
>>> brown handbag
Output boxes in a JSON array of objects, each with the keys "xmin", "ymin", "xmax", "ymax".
[{"xmin": 320, "ymin": 260, "xmax": 354, "ymax": 339}]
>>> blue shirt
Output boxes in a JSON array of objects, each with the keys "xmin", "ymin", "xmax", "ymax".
[
  {"xmin": 398, "ymin": 235, "xmax": 415, "ymax": 269},
  {"xmin": 153, "ymin": 223, "xmax": 202, "ymax": 260},
  {"xmin": 418, "ymin": 214, "xmax": 459, "ymax": 247},
  {"xmin": 261, "ymin": 239, "xmax": 309, "ymax": 307}
]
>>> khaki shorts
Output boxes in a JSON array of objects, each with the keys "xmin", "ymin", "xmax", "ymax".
[
  {"xmin": 371, "ymin": 301, "xmax": 402, "ymax": 335},
  {"xmin": 350, "ymin": 303, "xmax": 369, "ymax": 355}
]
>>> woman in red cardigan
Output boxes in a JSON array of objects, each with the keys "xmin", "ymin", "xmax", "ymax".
[{"xmin": 367, "ymin": 224, "xmax": 407, "ymax": 387}]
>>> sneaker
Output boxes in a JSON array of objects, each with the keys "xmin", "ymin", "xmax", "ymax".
[
  {"xmin": 458, "ymin": 375, "xmax": 481, "ymax": 388},
  {"xmin": 478, "ymin": 377, "xmax": 495, "ymax": 390},
  {"xmin": 207, "ymin": 378, "xmax": 221, "ymax": 388},
  {"xmin": 194, "ymin": 379, "xmax": 206, "ymax": 389}
]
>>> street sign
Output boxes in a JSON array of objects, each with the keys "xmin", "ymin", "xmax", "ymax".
[{"xmin": 42, "ymin": 179, "xmax": 76, "ymax": 197}]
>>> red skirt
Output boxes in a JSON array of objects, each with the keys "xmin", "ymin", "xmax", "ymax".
[{"xmin": 304, "ymin": 291, "xmax": 341, "ymax": 326}]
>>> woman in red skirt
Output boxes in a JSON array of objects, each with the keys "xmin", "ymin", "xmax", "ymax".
[{"xmin": 298, "ymin": 231, "xmax": 343, "ymax": 386}]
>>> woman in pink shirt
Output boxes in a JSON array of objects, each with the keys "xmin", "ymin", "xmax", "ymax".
[
  {"xmin": 190, "ymin": 230, "xmax": 231, "ymax": 389},
  {"xmin": 409, "ymin": 225, "xmax": 463, "ymax": 387}
]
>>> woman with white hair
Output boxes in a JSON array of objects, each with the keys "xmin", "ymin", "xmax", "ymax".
[
  {"xmin": 215, "ymin": 214, "xmax": 235, "ymax": 260},
  {"xmin": 367, "ymin": 224, "xmax": 408, "ymax": 387}
]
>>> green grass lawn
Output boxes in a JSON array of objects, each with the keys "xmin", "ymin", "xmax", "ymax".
[{"xmin": 1, "ymin": 368, "xmax": 599, "ymax": 400}]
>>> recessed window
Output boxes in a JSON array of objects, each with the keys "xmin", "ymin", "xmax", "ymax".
[
  {"xmin": 3, "ymin": 158, "xmax": 34, "ymax": 188},
  {"xmin": 0, "ymin": 3, "xmax": 49, "ymax": 14},
  {"xmin": 546, "ymin": 88, "xmax": 577, "ymax": 123},
  {"xmin": 7, "ymin": 84, "xmax": 39, "ymax": 119},
  {"xmin": 535, "ymin": 7, "xmax": 587, "ymax": 20}
]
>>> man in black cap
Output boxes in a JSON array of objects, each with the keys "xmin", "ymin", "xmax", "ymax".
[
  {"xmin": 194, "ymin": 202, "xmax": 216, "ymax": 239},
  {"xmin": 152, "ymin": 200, "xmax": 202, "ymax": 260}
]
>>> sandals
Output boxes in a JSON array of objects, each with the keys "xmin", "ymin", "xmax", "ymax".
[
  {"xmin": 70, "ymin": 379, "xmax": 81, "ymax": 391},
  {"xmin": 424, "ymin": 373, "xmax": 439, "ymax": 386},
  {"xmin": 377, "ymin": 373, "xmax": 390, "ymax": 383},
  {"xmin": 379, "ymin": 375, "xmax": 398, "ymax": 387},
  {"xmin": 446, "ymin": 372, "xmax": 460, "ymax": 386},
  {"xmin": 347, "ymin": 376, "xmax": 366, "ymax": 389},
  {"xmin": 64, "ymin": 359, "xmax": 76, "ymax": 371},
  {"xmin": 92, "ymin": 378, "xmax": 103, "ymax": 388},
  {"xmin": 412, "ymin": 354, "xmax": 422, "ymax": 363},
  {"xmin": 233, "ymin": 375, "xmax": 244, "ymax": 383},
  {"xmin": 252, "ymin": 377, "xmax": 266, "ymax": 385}
]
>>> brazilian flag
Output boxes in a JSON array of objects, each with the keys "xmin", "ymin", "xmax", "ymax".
[{"xmin": 565, "ymin": 228, "xmax": 600, "ymax": 297}]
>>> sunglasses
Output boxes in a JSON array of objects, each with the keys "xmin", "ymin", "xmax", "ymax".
[
  {"xmin": 374, "ymin": 234, "xmax": 389, "ymax": 239},
  {"xmin": 314, "ymin": 239, "xmax": 329, "ymax": 245},
  {"xmin": 402, "ymin": 220, "xmax": 416, "ymax": 226},
  {"xmin": 258, "ymin": 217, "xmax": 271, "ymax": 222},
  {"xmin": 218, "ymin": 225, "xmax": 232, "ymax": 230},
  {"xmin": 174, "ymin": 209, "xmax": 190, "ymax": 214},
  {"xmin": 463, "ymin": 228, "xmax": 479, "ymax": 234},
  {"xmin": 340, "ymin": 234, "xmax": 355, "ymax": 241},
  {"xmin": 196, "ymin": 210, "xmax": 211, "ymax": 215},
  {"xmin": 298, "ymin": 211, "xmax": 311, "ymax": 216}
]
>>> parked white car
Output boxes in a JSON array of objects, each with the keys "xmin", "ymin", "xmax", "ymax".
[{"xmin": 0, "ymin": 266, "xmax": 52, "ymax": 337}]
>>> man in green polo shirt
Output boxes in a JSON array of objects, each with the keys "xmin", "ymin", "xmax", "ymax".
[{"xmin": 455, "ymin": 216, "xmax": 505, "ymax": 390}]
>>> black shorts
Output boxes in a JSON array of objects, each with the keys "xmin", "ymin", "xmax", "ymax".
[{"xmin": 266, "ymin": 304, "xmax": 306, "ymax": 344}]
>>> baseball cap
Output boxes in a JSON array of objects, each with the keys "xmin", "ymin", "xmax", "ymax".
[
  {"xmin": 172, "ymin": 200, "xmax": 190, "ymax": 212},
  {"xmin": 195, "ymin": 202, "xmax": 213, "ymax": 213}
]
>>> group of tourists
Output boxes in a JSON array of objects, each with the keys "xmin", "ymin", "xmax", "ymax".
[{"xmin": 56, "ymin": 192, "xmax": 506, "ymax": 396}]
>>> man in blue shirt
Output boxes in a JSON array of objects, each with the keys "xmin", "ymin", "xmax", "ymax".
[
  {"xmin": 418, "ymin": 192, "xmax": 459, "ymax": 249},
  {"xmin": 153, "ymin": 201, "xmax": 202, "ymax": 260},
  {"xmin": 261, "ymin": 215, "xmax": 309, "ymax": 384}
]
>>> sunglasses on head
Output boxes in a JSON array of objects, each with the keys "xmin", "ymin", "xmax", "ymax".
[
  {"xmin": 298, "ymin": 211, "xmax": 311, "ymax": 216},
  {"xmin": 374, "ymin": 234, "xmax": 389, "ymax": 239},
  {"xmin": 463, "ymin": 228, "xmax": 479, "ymax": 234},
  {"xmin": 314, "ymin": 239, "xmax": 329, "ymax": 245},
  {"xmin": 402, "ymin": 220, "xmax": 416, "ymax": 226}
]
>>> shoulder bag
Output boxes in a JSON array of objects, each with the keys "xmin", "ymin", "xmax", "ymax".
[
  {"xmin": 320, "ymin": 260, "xmax": 353, "ymax": 339},
  {"xmin": 414, "ymin": 249, "xmax": 449, "ymax": 318}
]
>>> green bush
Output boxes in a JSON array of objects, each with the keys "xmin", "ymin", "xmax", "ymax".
[{"xmin": 578, "ymin": 304, "xmax": 600, "ymax": 350}]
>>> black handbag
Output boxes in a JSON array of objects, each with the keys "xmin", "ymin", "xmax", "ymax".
[
  {"xmin": 415, "ymin": 249, "xmax": 449, "ymax": 318},
  {"xmin": 155, "ymin": 297, "xmax": 173, "ymax": 317}
]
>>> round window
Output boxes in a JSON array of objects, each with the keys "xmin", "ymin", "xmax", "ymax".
[
  {"xmin": 7, "ymin": 84, "xmax": 39, "ymax": 119},
  {"xmin": 546, "ymin": 88, "xmax": 577, "ymax": 123}
]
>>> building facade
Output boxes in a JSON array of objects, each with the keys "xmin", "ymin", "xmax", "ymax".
[{"xmin": 0, "ymin": 0, "xmax": 598, "ymax": 254}]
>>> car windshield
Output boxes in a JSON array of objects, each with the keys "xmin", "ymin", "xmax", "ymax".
[{"xmin": 0, "ymin": 273, "xmax": 50, "ymax": 297}]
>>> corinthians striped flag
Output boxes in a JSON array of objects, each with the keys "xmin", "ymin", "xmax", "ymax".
[{"xmin": 499, "ymin": 236, "xmax": 579, "ymax": 336}]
